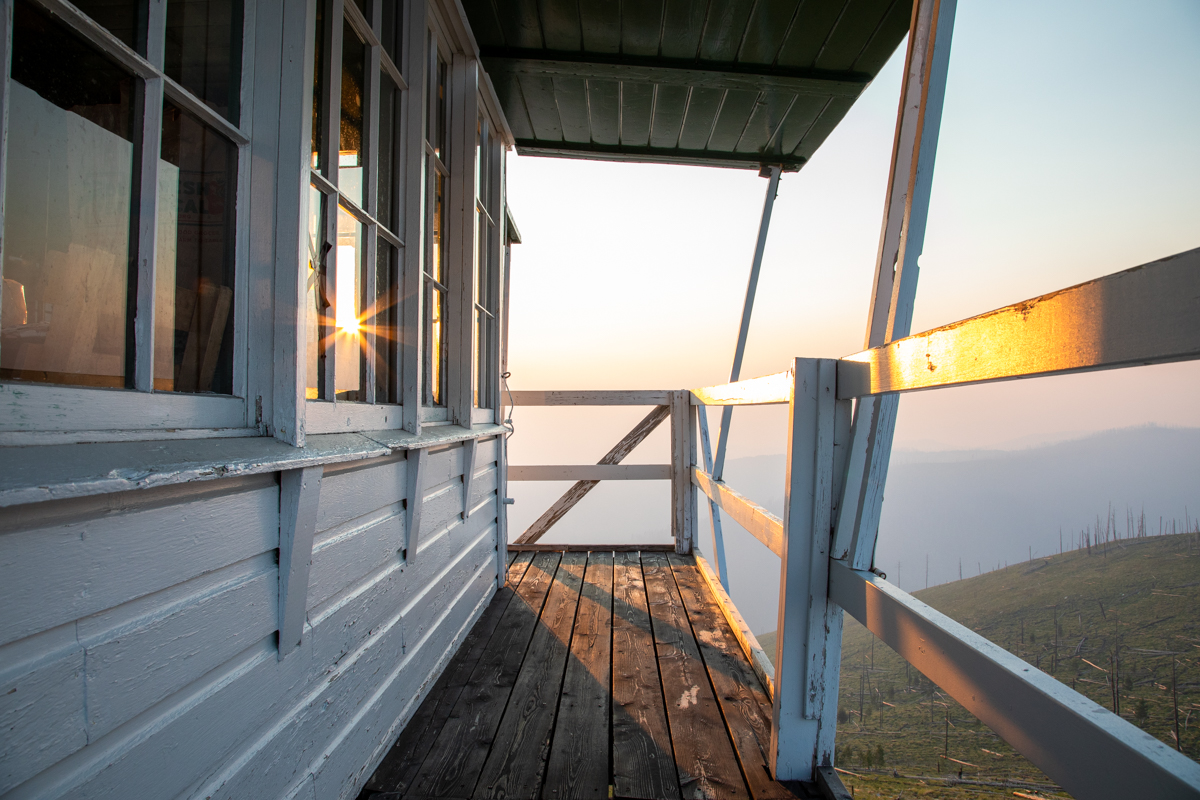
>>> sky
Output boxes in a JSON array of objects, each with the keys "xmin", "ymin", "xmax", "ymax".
[{"xmin": 501, "ymin": 0, "xmax": 1200, "ymax": 477}]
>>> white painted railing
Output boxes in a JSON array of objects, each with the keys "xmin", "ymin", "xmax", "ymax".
[
  {"xmin": 686, "ymin": 246, "xmax": 1200, "ymax": 796},
  {"xmin": 504, "ymin": 390, "xmax": 696, "ymax": 551}
]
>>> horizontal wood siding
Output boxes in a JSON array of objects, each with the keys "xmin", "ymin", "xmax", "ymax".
[{"xmin": 0, "ymin": 436, "xmax": 503, "ymax": 799}]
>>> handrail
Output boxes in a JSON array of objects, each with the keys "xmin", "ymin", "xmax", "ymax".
[
  {"xmin": 829, "ymin": 560, "xmax": 1200, "ymax": 798},
  {"xmin": 838, "ymin": 247, "xmax": 1200, "ymax": 399},
  {"xmin": 508, "ymin": 389, "xmax": 671, "ymax": 405},
  {"xmin": 691, "ymin": 467, "xmax": 783, "ymax": 557},
  {"xmin": 689, "ymin": 370, "xmax": 791, "ymax": 406},
  {"xmin": 508, "ymin": 464, "xmax": 670, "ymax": 481}
]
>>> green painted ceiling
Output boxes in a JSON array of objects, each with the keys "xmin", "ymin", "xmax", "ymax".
[{"xmin": 463, "ymin": 0, "xmax": 912, "ymax": 169}]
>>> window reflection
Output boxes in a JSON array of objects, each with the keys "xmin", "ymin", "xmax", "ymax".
[
  {"xmin": 310, "ymin": 0, "xmax": 325, "ymax": 171},
  {"xmin": 334, "ymin": 205, "xmax": 365, "ymax": 400},
  {"xmin": 423, "ymin": 166, "xmax": 446, "ymax": 407},
  {"xmin": 380, "ymin": 1, "xmax": 402, "ymax": 65},
  {"xmin": 1, "ymin": 1, "xmax": 135, "ymax": 389},
  {"xmin": 73, "ymin": 0, "xmax": 146, "ymax": 55},
  {"xmin": 375, "ymin": 239, "xmax": 399, "ymax": 404},
  {"xmin": 378, "ymin": 70, "xmax": 398, "ymax": 230},
  {"xmin": 155, "ymin": 101, "xmax": 237, "ymax": 394},
  {"xmin": 305, "ymin": 185, "xmax": 326, "ymax": 400},
  {"xmin": 165, "ymin": 0, "xmax": 243, "ymax": 124},
  {"xmin": 339, "ymin": 18, "xmax": 365, "ymax": 208}
]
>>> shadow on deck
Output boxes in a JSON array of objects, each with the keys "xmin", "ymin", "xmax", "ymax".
[{"xmin": 360, "ymin": 548, "xmax": 819, "ymax": 800}]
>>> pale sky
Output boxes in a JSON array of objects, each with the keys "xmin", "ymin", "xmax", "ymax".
[{"xmin": 502, "ymin": 0, "xmax": 1200, "ymax": 472}]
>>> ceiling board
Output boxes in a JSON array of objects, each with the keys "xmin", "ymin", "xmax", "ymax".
[{"xmin": 465, "ymin": 0, "xmax": 912, "ymax": 169}]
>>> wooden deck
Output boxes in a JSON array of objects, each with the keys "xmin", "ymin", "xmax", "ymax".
[{"xmin": 360, "ymin": 549, "xmax": 818, "ymax": 800}]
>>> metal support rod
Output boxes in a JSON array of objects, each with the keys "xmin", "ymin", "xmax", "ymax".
[
  {"xmin": 712, "ymin": 165, "xmax": 782, "ymax": 481},
  {"xmin": 697, "ymin": 406, "xmax": 729, "ymax": 590}
]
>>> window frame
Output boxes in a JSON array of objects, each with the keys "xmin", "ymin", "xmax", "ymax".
[
  {"xmin": 303, "ymin": 0, "xmax": 409, "ymax": 435},
  {"xmin": 0, "ymin": 0, "xmax": 254, "ymax": 445},
  {"xmin": 469, "ymin": 107, "xmax": 502, "ymax": 424}
]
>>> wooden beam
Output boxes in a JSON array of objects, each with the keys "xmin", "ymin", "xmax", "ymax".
[
  {"xmin": 670, "ymin": 390, "xmax": 695, "ymax": 555},
  {"xmin": 690, "ymin": 370, "xmax": 791, "ymax": 407},
  {"xmin": 828, "ymin": 560, "xmax": 1200, "ymax": 798},
  {"xmin": 838, "ymin": 248, "xmax": 1200, "ymax": 398},
  {"xmin": 507, "ymin": 464, "xmax": 671, "ymax": 481},
  {"xmin": 507, "ymin": 389, "xmax": 671, "ymax": 406},
  {"xmin": 482, "ymin": 51, "xmax": 870, "ymax": 97},
  {"xmin": 461, "ymin": 437, "xmax": 477, "ymax": 519},
  {"xmin": 694, "ymin": 553, "xmax": 774, "ymax": 700},
  {"xmin": 406, "ymin": 447, "xmax": 427, "ymax": 561},
  {"xmin": 278, "ymin": 466, "xmax": 322, "ymax": 659},
  {"xmin": 771, "ymin": 359, "xmax": 839, "ymax": 781},
  {"xmin": 514, "ymin": 405, "xmax": 670, "ymax": 544},
  {"xmin": 833, "ymin": 0, "xmax": 957, "ymax": 576},
  {"xmin": 514, "ymin": 143, "xmax": 805, "ymax": 171},
  {"xmin": 696, "ymin": 405, "xmax": 729, "ymax": 590},
  {"xmin": 691, "ymin": 468, "xmax": 783, "ymax": 558}
]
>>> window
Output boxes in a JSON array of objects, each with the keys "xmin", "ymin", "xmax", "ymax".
[
  {"xmin": 1, "ymin": 0, "xmax": 244, "ymax": 400},
  {"xmin": 306, "ymin": 0, "xmax": 405, "ymax": 410},
  {"xmin": 421, "ymin": 36, "xmax": 448, "ymax": 409},
  {"xmin": 473, "ymin": 114, "xmax": 499, "ymax": 413}
]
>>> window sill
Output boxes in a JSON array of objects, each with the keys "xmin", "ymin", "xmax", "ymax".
[
  {"xmin": 305, "ymin": 400, "xmax": 403, "ymax": 434},
  {"xmin": 0, "ymin": 383, "xmax": 247, "ymax": 445},
  {"xmin": 0, "ymin": 423, "xmax": 508, "ymax": 509}
]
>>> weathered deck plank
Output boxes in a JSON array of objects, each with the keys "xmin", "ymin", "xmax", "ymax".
[
  {"xmin": 475, "ymin": 552, "xmax": 587, "ymax": 799},
  {"xmin": 612, "ymin": 551, "xmax": 681, "ymax": 800},
  {"xmin": 542, "ymin": 551, "xmax": 614, "ymax": 800},
  {"xmin": 669, "ymin": 556, "xmax": 794, "ymax": 800},
  {"xmin": 642, "ymin": 553, "xmax": 749, "ymax": 800},
  {"xmin": 408, "ymin": 551, "xmax": 562, "ymax": 797},
  {"xmin": 362, "ymin": 551, "xmax": 817, "ymax": 800},
  {"xmin": 364, "ymin": 551, "xmax": 529, "ymax": 795}
]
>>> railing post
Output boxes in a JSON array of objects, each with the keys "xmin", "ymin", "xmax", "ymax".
[
  {"xmin": 771, "ymin": 358, "xmax": 840, "ymax": 780},
  {"xmin": 670, "ymin": 389, "xmax": 695, "ymax": 554}
]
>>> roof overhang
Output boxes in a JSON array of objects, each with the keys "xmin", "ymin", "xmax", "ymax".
[{"xmin": 463, "ymin": 0, "xmax": 912, "ymax": 170}]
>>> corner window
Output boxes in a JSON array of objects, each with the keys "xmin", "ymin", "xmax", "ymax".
[
  {"xmin": 1, "ymin": 0, "xmax": 242, "ymax": 398},
  {"xmin": 473, "ymin": 114, "xmax": 499, "ymax": 411},
  {"xmin": 306, "ymin": 0, "xmax": 405, "ymax": 407}
]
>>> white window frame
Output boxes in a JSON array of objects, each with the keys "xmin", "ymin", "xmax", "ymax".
[
  {"xmin": 0, "ymin": 0, "xmax": 254, "ymax": 445},
  {"xmin": 303, "ymin": 0, "xmax": 409, "ymax": 435}
]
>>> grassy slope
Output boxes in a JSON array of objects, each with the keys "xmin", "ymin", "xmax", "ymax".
[{"xmin": 759, "ymin": 532, "xmax": 1200, "ymax": 799}]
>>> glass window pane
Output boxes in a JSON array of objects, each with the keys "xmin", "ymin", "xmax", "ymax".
[
  {"xmin": 339, "ymin": 17, "xmax": 366, "ymax": 208},
  {"xmin": 431, "ymin": 168, "xmax": 446, "ymax": 284},
  {"xmin": 423, "ymin": 279, "xmax": 444, "ymax": 407},
  {"xmin": 305, "ymin": 185, "xmax": 326, "ymax": 400},
  {"xmin": 381, "ymin": 0, "xmax": 402, "ymax": 67},
  {"xmin": 377, "ymin": 70, "xmax": 398, "ymax": 231},
  {"xmin": 426, "ymin": 44, "xmax": 447, "ymax": 162},
  {"xmin": 155, "ymin": 101, "xmax": 238, "ymax": 394},
  {"xmin": 164, "ymin": 0, "xmax": 243, "ymax": 125},
  {"xmin": 1, "ymin": 2, "xmax": 135, "ymax": 389},
  {"xmin": 73, "ymin": 0, "xmax": 147, "ymax": 55},
  {"xmin": 374, "ymin": 238, "xmax": 399, "ymax": 404},
  {"xmin": 334, "ymin": 204, "xmax": 365, "ymax": 400},
  {"xmin": 311, "ymin": 0, "xmax": 325, "ymax": 171}
]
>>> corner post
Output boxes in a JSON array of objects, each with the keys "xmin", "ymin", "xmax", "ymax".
[
  {"xmin": 671, "ymin": 389, "xmax": 695, "ymax": 554},
  {"xmin": 771, "ymin": 358, "xmax": 838, "ymax": 779}
]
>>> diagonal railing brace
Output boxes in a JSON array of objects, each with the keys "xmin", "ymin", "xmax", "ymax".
[{"xmin": 515, "ymin": 405, "xmax": 670, "ymax": 544}]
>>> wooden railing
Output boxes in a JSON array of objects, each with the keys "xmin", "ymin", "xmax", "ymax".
[
  {"xmin": 505, "ymin": 390, "xmax": 696, "ymax": 551},
  {"xmin": 684, "ymin": 247, "xmax": 1200, "ymax": 797}
]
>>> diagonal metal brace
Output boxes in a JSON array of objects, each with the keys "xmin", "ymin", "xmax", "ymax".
[{"xmin": 515, "ymin": 405, "xmax": 670, "ymax": 544}]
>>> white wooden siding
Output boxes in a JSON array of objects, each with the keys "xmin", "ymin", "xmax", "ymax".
[{"xmin": 0, "ymin": 436, "xmax": 502, "ymax": 799}]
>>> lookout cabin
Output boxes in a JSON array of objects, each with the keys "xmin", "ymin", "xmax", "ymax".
[{"xmin": 1, "ymin": 0, "xmax": 1198, "ymax": 799}]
